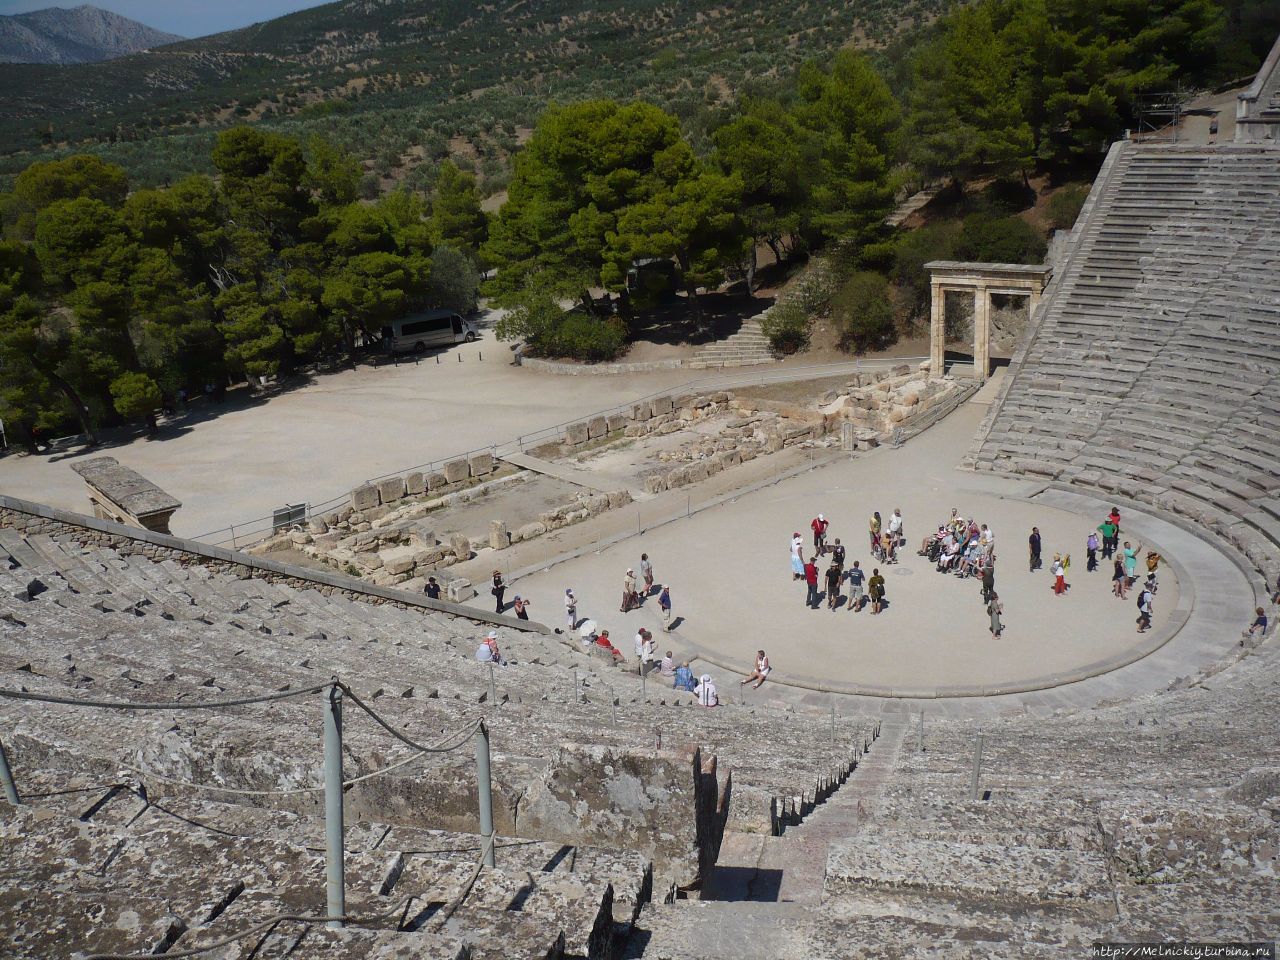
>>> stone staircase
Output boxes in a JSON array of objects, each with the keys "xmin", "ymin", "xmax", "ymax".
[
  {"xmin": 690, "ymin": 317, "xmax": 774, "ymax": 368},
  {"xmin": 625, "ymin": 718, "xmax": 908, "ymax": 959}
]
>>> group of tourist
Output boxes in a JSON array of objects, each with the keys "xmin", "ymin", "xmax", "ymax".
[
  {"xmin": 917, "ymin": 508, "xmax": 1003, "ymax": 636},
  {"xmin": 474, "ymin": 550, "xmax": 726, "ymax": 702},
  {"xmin": 1025, "ymin": 506, "xmax": 1163, "ymax": 634},
  {"xmin": 792, "ymin": 513, "xmax": 890, "ymax": 614}
]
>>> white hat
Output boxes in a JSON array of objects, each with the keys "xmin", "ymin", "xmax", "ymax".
[
  {"xmin": 486, "ymin": 630, "xmax": 497, "ymax": 640},
  {"xmin": 818, "ymin": 514, "xmax": 824, "ymax": 520}
]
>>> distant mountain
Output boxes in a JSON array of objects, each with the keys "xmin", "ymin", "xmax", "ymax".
[
  {"xmin": 0, "ymin": 0, "xmax": 942, "ymax": 184},
  {"xmin": 0, "ymin": 4, "xmax": 182, "ymax": 65}
]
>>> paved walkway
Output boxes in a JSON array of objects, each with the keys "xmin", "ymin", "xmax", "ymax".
[
  {"xmin": 0, "ymin": 328, "xmax": 695, "ymax": 538},
  {"xmin": 496, "ymin": 397, "xmax": 1254, "ymax": 717}
]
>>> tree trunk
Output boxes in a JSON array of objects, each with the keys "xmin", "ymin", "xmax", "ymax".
[
  {"xmin": 765, "ymin": 237, "xmax": 785, "ymax": 268},
  {"xmin": 745, "ymin": 244, "xmax": 757, "ymax": 296},
  {"xmin": 341, "ymin": 319, "xmax": 358, "ymax": 369},
  {"xmin": 33, "ymin": 358, "xmax": 98, "ymax": 446}
]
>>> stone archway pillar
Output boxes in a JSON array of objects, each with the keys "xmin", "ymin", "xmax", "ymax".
[
  {"xmin": 929, "ymin": 280, "xmax": 945, "ymax": 379},
  {"xmin": 973, "ymin": 284, "xmax": 991, "ymax": 381}
]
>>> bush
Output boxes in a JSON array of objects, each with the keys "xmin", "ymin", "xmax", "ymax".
[
  {"xmin": 954, "ymin": 213, "xmax": 1046, "ymax": 264},
  {"xmin": 109, "ymin": 372, "xmax": 162, "ymax": 423},
  {"xmin": 760, "ymin": 300, "xmax": 811, "ymax": 354},
  {"xmin": 983, "ymin": 176, "xmax": 1036, "ymax": 213},
  {"xmin": 495, "ymin": 284, "xmax": 626, "ymax": 361},
  {"xmin": 831, "ymin": 271, "xmax": 896, "ymax": 354},
  {"xmin": 1046, "ymin": 183, "xmax": 1090, "ymax": 230},
  {"xmin": 547, "ymin": 312, "xmax": 627, "ymax": 361},
  {"xmin": 890, "ymin": 221, "xmax": 960, "ymax": 320}
]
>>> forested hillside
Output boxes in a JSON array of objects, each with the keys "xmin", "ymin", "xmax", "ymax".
[
  {"xmin": 1, "ymin": 0, "xmax": 1278, "ymax": 452},
  {"xmin": 0, "ymin": 0, "xmax": 946, "ymax": 187}
]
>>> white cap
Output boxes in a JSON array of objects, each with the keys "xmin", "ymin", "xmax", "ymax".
[
  {"xmin": 818, "ymin": 514, "xmax": 824, "ymax": 520},
  {"xmin": 486, "ymin": 630, "xmax": 497, "ymax": 640}
]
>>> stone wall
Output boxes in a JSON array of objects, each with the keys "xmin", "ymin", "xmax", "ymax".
[
  {"xmin": 520, "ymin": 356, "xmax": 685, "ymax": 375},
  {"xmin": 266, "ymin": 476, "xmax": 634, "ymax": 589},
  {"xmin": 520, "ymin": 745, "xmax": 723, "ymax": 891},
  {"xmin": 344, "ymin": 450, "xmax": 500, "ymax": 525},
  {"xmin": 827, "ymin": 363, "xmax": 971, "ymax": 436}
]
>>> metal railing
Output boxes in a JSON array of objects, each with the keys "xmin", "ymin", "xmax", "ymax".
[
  {"xmin": 190, "ymin": 358, "xmax": 927, "ymax": 549},
  {"xmin": 0, "ymin": 678, "xmax": 494, "ymax": 955}
]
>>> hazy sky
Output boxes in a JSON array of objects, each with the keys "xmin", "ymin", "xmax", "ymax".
[{"xmin": 0, "ymin": 0, "xmax": 329, "ymax": 38}]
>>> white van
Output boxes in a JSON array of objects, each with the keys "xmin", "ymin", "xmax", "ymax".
[{"xmin": 382, "ymin": 310, "xmax": 479, "ymax": 354}]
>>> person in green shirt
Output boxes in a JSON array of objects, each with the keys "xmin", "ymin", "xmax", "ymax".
[
  {"xmin": 1122, "ymin": 541, "xmax": 1142, "ymax": 587},
  {"xmin": 1097, "ymin": 520, "xmax": 1119, "ymax": 560}
]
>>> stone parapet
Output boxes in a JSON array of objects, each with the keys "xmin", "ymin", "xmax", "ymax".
[{"xmin": 0, "ymin": 494, "xmax": 547, "ymax": 635}]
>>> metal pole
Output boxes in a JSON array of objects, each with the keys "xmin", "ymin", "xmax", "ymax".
[
  {"xmin": 488, "ymin": 661, "xmax": 497, "ymax": 706},
  {"xmin": 572, "ymin": 666, "xmax": 578, "ymax": 700},
  {"xmin": 0, "ymin": 738, "xmax": 20, "ymax": 805},
  {"xmin": 969, "ymin": 734, "xmax": 984, "ymax": 801},
  {"xmin": 323, "ymin": 683, "xmax": 345, "ymax": 927},
  {"xmin": 229, "ymin": 524, "xmax": 237, "ymax": 550},
  {"xmin": 917, "ymin": 711, "xmax": 924, "ymax": 753},
  {"xmin": 475, "ymin": 721, "xmax": 496, "ymax": 868}
]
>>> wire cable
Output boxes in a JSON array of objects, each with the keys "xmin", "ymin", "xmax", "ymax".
[
  {"xmin": 337, "ymin": 682, "xmax": 482, "ymax": 754},
  {"xmin": 433, "ymin": 828, "xmax": 498, "ymax": 932},
  {"xmin": 0, "ymin": 682, "xmax": 330, "ymax": 711}
]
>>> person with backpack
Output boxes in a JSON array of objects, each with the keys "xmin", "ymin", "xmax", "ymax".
[
  {"xmin": 868, "ymin": 568, "xmax": 886, "ymax": 614},
  {"xmin": 1135, "ymin": 584, "xmax": 1154, "ymax": 633}
]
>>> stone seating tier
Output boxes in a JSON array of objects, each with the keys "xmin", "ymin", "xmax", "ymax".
[{"xmin": 973, "ymin": 143, "xmax": 1280, "ymax": 583}]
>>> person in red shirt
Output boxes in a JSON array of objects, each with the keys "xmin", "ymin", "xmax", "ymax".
[
  {"xmin": 594, "ymin": 629, "xmax": 625, "ymax": 664},
  {"xmin": 811, "ymin": 514, "xmax": 829, "ymax": 556},
  {"xmin": 803, "ymin": 558, "xmax": 819, "ymax": 608}
]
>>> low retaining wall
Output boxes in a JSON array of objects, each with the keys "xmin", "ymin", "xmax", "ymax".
[
  {"xmin": 520, "ymin": 356, "xmax": 686, "ymax": 375},
  {"xmin": 0, "ymin": 495, "xmax": 551, "ymax": 635}
]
